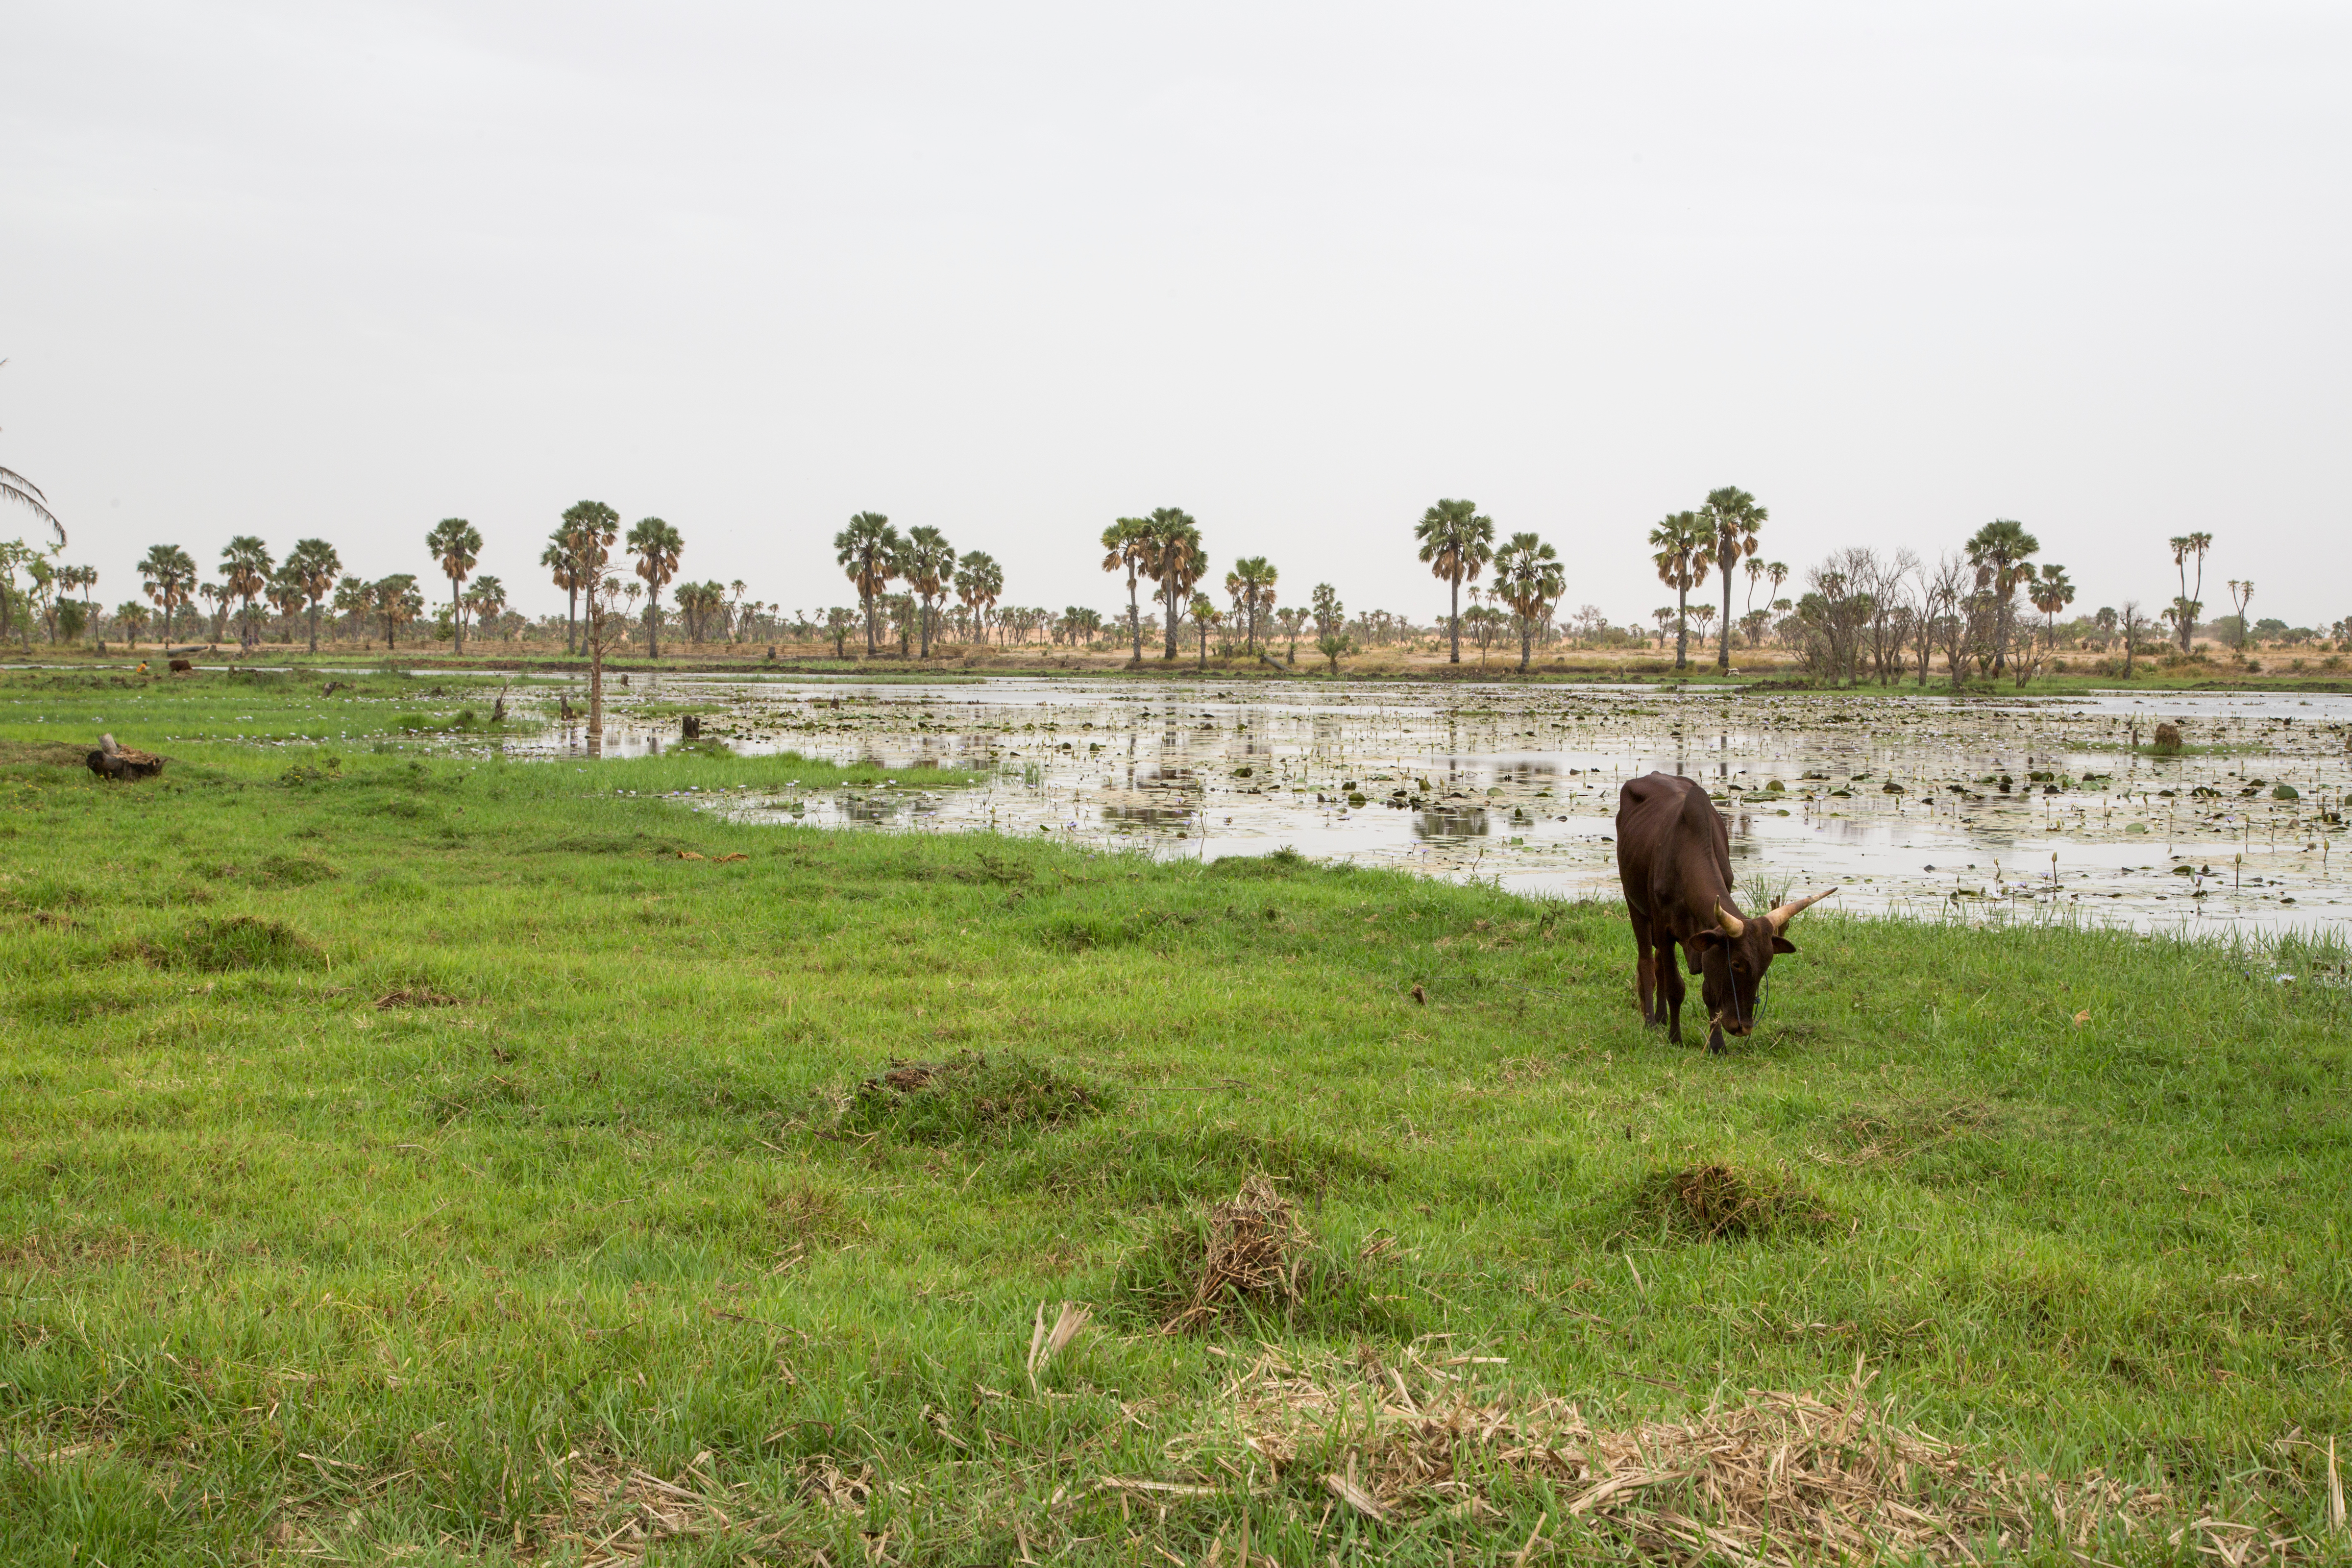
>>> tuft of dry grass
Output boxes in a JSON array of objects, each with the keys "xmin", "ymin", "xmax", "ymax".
[
  {"xmin": 1159, "ymin": 1349, "xmax": 2311, "ymax": 1565},
  {"xmin": 1125, "ymin": 1176, "xmax": 1316, "ymax": 1334}
]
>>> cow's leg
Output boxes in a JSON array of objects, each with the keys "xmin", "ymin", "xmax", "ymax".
[
  {"xmin": 1629, "ymin": 914, "xmax": 1659, "ymax": 1026},
  {"xmin": 1656, "ymin": 937, "xmax": 1686, "ymax": 1045}
]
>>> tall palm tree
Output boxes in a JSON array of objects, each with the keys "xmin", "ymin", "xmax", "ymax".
[
  {"xmin": 554, "ymin": 501, "xmax": 618, "ymax": 656},
  {"xmin": 2225, "ymin": 578, "xmax": 2254, "ymax": 651},
  {"xmin": 2031, "ymin": 564, "xmax": 2076, "ymax": 644},
  {"xmin": 1140, "ymin": 508, "xmax": 1204, "ymax": 661},
  {"xmin": 834, "ymin": 512, "xmax": 901, "ymax": 656},
  {"xmin": 1965, "ymin": 519, "xmax": 2040, "ymax": 675},
  {"xmin": 220, "ymin": 536, "xmax": 273, "ymax": 651},
  {"xmin": 1698, "ymin": 486, "xmax": 1766, "ymax": 674},
  {"xmin": 1099, "ymin": 517, "xmax": 1151, "ymax": 664},
  {"xmin": 280, "ymin": 539, "xmax": 343, "ymax": 653},
  {"xmin": 898, "ymin": 525, "xmax": 956, "ymax": 658},
  {"xmin": 1648, "ymin": 512, "xmax": 1710, "ymax": 671},
  {"xmin": 955, "ymin": 550, "xmax": 1003, "ymax": 643},
  {"xmin": 623, "ymin": 515, "xmax": 683, "ymax": 657},
  {"xmin": 1228, "ymin": 556, "xmax": 1278, "ymax": 655},
  {"xmin": 1, "ymin": 464, "xmax": 63, "ymax": 548},
  {"xmin": 1415, "ymin": 499, "xmax": 1495, "ymax": 664},
  {"xmin": 424, "ymin": 517, "xmax": 484, "ymax": 654},
  {"xmin": 138, "ymin": 544, "xmax": 197, "ymax": 642},
  {"xmin": 1493, "ymin": 531, "xmax": 1567, "ymax": 673},
  {"xmin": 2167, "ymin": 532, "xmax": 2212, "ymax": 652}
]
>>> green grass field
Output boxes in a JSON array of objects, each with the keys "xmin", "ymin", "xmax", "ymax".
[{"xmin": 1, "ymin": 673, "xmax": 2347, "ymax": 1566}]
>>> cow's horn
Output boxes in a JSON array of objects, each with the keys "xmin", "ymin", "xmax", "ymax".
[
  {"xmin": 1716, "ymin": 905, "xmax": 1746, "ymax": 939},
  {"xmin": 1767, "ymin": 886, "xmax": 1839, "ymax": 931}
]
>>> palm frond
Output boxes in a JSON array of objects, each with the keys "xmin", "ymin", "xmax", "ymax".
[{"xmin": 0, "ymin": 466, "xmax": 64, "ymax": 546}]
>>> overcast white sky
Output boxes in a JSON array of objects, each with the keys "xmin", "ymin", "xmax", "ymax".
[{"xmin": 5, "ymin": 2, "xmax": 2348, "ymax": 632}]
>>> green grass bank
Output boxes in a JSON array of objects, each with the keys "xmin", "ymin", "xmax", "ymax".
[{"xmin": 0, "ymin": 686, "xmax": 2347, "ymax": 1565}]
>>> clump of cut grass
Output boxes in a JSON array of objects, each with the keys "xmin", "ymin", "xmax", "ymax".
[
  {"xmin": 1629, "ymin": 1162, "xmax": 1829, "ymax": 1242},
  {"xmin": 837, "ymin": 1051, "xmax": 1111, "ymax": 1144},
  {"xmin": 151, "ymin": 915, "xmax": 324, "ymax": 972},
  {"xmin": 1203, "ymin": 1351, "xmax": 2218, "ymax": 1562},
  {"xmin": 1117, "ymin": 1175, "xmax": 1320, "ymax": 1334}
]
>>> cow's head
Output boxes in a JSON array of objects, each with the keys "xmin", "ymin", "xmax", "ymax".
[{"xmin": 1688, "ymin": 888, "xmax": 1837, "ymax": 1036}]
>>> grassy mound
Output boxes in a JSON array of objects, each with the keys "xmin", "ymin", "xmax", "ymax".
[
  {"xmin": 837, "ymin": 1051, "xmax": 1112, "ymax": 1144},
  {"xmin": 1628, "ymin": 1161, "xmax": 1832, "ymax": 1242},
  {"xmin": 158, "ymin": 914, "xmax": 324, "ymax": 972}
]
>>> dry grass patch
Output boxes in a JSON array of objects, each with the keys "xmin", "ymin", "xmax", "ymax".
[
  {"xmin": 1113, "ymin": 1176, "xmax": 1408, "ymax": 1337},
  {"xmin": 1154, "ymin": 1350, "xmax": 2308, "ymax": 1565}
]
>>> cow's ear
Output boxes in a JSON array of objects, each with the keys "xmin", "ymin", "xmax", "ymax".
[
  {"xmin": 1771, "ymin": 936, "xmax": 1797, "ymax": 955},
  {"xmin": 1688, "ymin": 930, "xmax": 1726, "ymax": 952}
]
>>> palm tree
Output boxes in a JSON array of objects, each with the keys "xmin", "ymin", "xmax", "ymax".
[
  {"xmin": 117, "ymin": 601, "xmax": 149, "ymax": 644},
  {"xmin": 333, "ymin": 574, "xmax": 371, "ymax": 642},
  {"xmin": 1965, "ymin": 519, "xmax": 2040, "ymax": 675},
  {"xmin": 198, "ymin": 581, "xmax": 229, "ymax": 642},
  {"xmin": 1, "ymin": 461, "xmax": 63, "ymax": 548},
  {"xmin": 2225, "ymin": 578, "xmax": 2254, "ymax": 651},
  {"xmin": 1415, "ymin": 499, "xmax": 1495, "ymax": 663},
  {"xmin": 897, "ymin": 525, "xmax": 956, "ymax": 658},
  {"xmin": 464, "ymin": 575, "xmax": 507, "ymax": 641},
  {"xmin": 267, "ymin": 564, "xmax": 308, "ymax": 643},
  {"xmin": 2168, "ymin": 532, "xmax": 2212, "ymax": 652},
  {"xmin": 1493, "ymin": 531, "xmax": 1567, "ymax": 673},
  {"xmin": 834, "ymin": 512, "xmax": 901, "ymax": 656},
  {"xmin": 220, "ymin": 537, "xmax": 273, "ymax": 651},
  {"xmin": 823, "ymin": 606, "xmax": 857, "ymax": 658},
  {"xmin": 375, "ymin": 574, "xmax": 422, "ymax": 648},
  {"xmin": 279, "ymin": 539, "xmax": 343, "ymax": 653},
  {"xmin": 622, "ymin": 515, "xmax": 683, "ymax": 657},
  {"xmin": 1690, "ymin": 603, "xmax": 1717, "ymax": 650},
  {"xmin": 553, "ymin": 502, "xmax": 618, "ymax": 655},
  {"xmin": 1139, "ymin": 508, "xmax": 1204, "ymax": 661},
  {"xmin": 1648, "ymin": 512, "xmax": 1710, "ymax": 671},
  {"xmin": 954, "ymin": 550, "xmax": 1003, "ymax": 643},
  {"xmin": 1698, "ymin": 487, "xmax": 1766, "ymax": 673},
  {"xmin": 138, "ymin": 544, "xmax": 197, "ymax": 642},
  {"xmin": 424, "ymin": 517, "xmax": 484, "ymax": 655},
  {"xmin": 1228, "ymin": 556, "xmax": 1277, "ymax": 655},
  {"xmin": 1188, "ymin": 592, "xmax": 1219, "ymax": 671},
  {"xmin": 1099, "ymin": 517, "xmax": 1151, "ymax": 664},
  {"xmin": 1311, "ymin": 583, "xmax": 1348, "ymax": 674},
  {"xmin": 2032, "ymin": 564, "xmax": 2076, "ymax": 646}
]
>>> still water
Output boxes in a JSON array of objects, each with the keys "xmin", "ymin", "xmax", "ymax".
[{"xmin": 510, "ymin": 676, "xmax": 2352, "ymax": 937}]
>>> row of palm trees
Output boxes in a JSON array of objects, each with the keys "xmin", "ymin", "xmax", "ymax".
[
  {"xmin": 1412, "ymin": 500, "xmax": 1573, "ymax": 671},
  {"xmin": 831, "ymin": 513, "xmax": 1006, "ymax": 658},
  {"xmin": 131, "ymin": 534, "xmax": 506, "ymax": 653}
]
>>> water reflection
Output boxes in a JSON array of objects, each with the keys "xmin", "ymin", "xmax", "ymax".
[{"xmin": 487, "ymin": 673, "xmax": 2352, "ymax": 935}]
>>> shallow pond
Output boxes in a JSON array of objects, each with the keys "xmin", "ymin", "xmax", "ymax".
[{"xmin": 504, "ymin": 676, "xmax": 2352, "ymax": 937}]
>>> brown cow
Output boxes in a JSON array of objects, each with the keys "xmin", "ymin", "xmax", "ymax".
[{"xmin": 1615, "ymin": 772, "xmax": 1835, "ymax": 1053}]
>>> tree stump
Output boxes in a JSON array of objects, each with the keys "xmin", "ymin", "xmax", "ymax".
[
  {"xmin": 87, "ymin": 734, "xmax": 165, "ymax": 781},
  {"xmin": 681, "ymin": 715, "xmax": 702, "ymax": 738}
]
